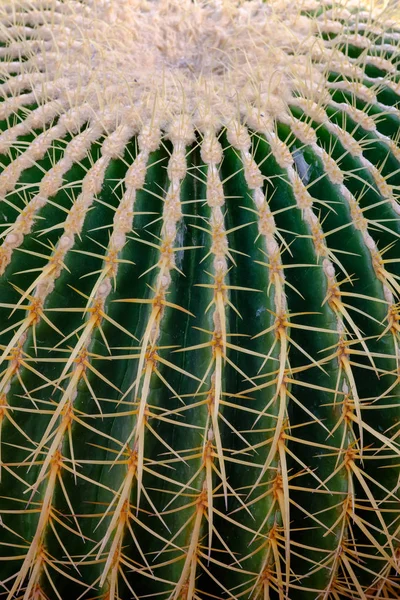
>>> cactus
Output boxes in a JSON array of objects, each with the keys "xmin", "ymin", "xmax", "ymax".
[{"xmin": 0, "ymin": 0, "xmax": 400, "ymax": 598}]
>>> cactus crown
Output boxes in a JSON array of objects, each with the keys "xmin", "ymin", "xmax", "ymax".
[
  {"xmin": 1, "ymin": 0, "xmax": 334, "ymax": 142},
  {"xmin": 0, "ymin": 1, "xmax": 400, "ymax": 600}
]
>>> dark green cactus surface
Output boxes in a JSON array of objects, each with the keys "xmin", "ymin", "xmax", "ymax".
[{"xmin": 0, "ymin": 1, "xmax": 400, "ymax": 599}]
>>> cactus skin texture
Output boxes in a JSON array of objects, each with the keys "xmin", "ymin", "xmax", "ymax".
[{"xmin": 1, "ymin": 0, "xmax": 400, "ymax": 598}]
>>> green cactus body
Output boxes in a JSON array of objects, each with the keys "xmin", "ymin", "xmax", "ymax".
[{"xmin": 0, "ymin": 1, "xmax": 399, "ymax": 598}]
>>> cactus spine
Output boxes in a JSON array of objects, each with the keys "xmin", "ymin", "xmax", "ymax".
[{"xmin": 0, "ymin": 1, "xmax": 400, "ymax": 598}]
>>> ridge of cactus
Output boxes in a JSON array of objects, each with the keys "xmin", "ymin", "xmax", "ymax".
[{"xmin": 0, "ymin": 1, "xmax": 400, "ymax": 599}]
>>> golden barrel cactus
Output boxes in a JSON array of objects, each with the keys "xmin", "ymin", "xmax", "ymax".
[{"xmin": 0, "ymin": 1, "xmax": 399, "ymax": 598}]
